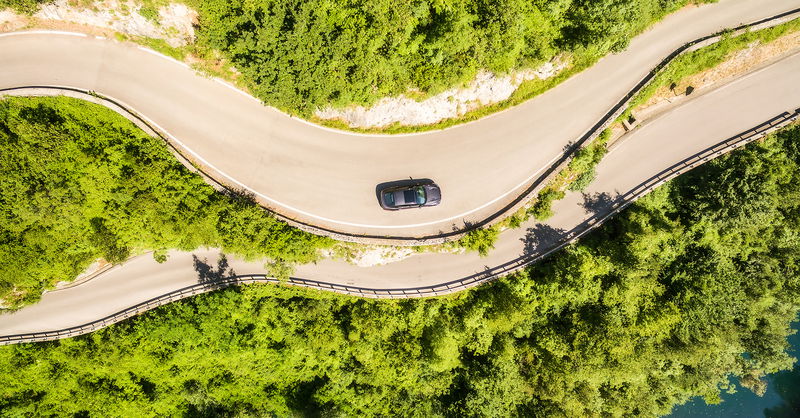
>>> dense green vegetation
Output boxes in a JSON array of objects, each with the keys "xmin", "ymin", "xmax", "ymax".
[
  {"xmin": 0, "ymin": 97, "xmax": 331, "ymax": 308},
  {"xmin": 189, "ymin": 0, "xmax": 714, "ymax": 116},
  {"xmin": 2, "ymin": 115, "xmax": 800, "ymax": 415},
  {"xmin": 0, "ymin": 0, "xmax": 44, "ymax": 14}
]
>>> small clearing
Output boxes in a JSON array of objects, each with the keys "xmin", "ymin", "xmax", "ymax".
[{"xmin": 315, "ymin": 58, "xmax": 569, "ymax": 129}]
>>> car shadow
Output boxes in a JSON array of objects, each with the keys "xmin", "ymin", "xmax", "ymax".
[{"xmin": 374, "ymin": 178, "xmax": 435, "ymax": 204}]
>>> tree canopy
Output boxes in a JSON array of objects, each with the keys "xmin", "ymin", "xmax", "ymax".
[
  {"xmin": 1, "ymin": 96, "xmax": 798, "ymax": 415},
  {"xmin": 190, "ymin": 0, "xmax": 714, "ymax": 114},
  {"xmin": 0, "ymin": 97, "xmax": 331, "ymax": 308}
]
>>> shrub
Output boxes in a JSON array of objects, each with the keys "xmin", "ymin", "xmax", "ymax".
[
  {"xmin": 137, "ymin": 6, "xmax": 159, "ymax": 24},
  {"xmin": 0, "ymin": 0, "xmax": 49, "ymax": 14},
  {"xmin": 458, "ymin": 226, "xmax": 500, "ymax": 257},
  {"xmin": 568, "ymin": 169, "xmax": 597, "ymax": 192},
  {"xmin": 528, "ymin": 188, "xmax": 566, "ymax": 220}
]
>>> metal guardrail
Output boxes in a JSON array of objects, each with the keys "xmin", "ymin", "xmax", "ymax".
[{"xmin": 2, "ymin": 109, "xmax": 797, "ymax": 345}]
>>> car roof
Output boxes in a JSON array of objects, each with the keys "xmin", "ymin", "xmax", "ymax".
[{"xmin": 393, "ymin": 189, "xmax": 417, "ymax": 206}]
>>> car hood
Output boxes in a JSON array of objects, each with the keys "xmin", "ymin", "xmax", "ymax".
[{"xmin": 424, "ymin": 184, "xmax": 441, "ymax": 205}]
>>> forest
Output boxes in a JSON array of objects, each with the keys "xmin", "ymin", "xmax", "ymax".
[
  {"xmin": 0, "ymin": 95, "xmax": 798, "ymax": 415},
  {"xmin": 190, "ymin": 0, "xmax": 715, "ymax": 114},
  {"xmin": 1, "ymin": 0, "xmax": 799, "ymax": 414},
  {"xmin": 0, "ymin": 97, "xmax": 331, "ymax": 308}
]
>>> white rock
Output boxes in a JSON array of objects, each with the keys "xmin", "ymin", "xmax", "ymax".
[
  {"xmin": 315, "ymin": 58, "xmax": 569, "ymax": 129},
  {"xmin": 0, "ymin": 9, "xmax": 17, "ymax": 24},
  {"xmin": 34, "ymin": 0, "xmax": 196, "ymax": 47},
  {"xmin": 349, "ymin": 247, "xmax": 415, "ymax": 267}
]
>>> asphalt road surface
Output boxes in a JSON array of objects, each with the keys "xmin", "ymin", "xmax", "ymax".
[
  {"xmin": 1, "ymin": 0, "xmax": 797, "ymax": 238},
  {"xmin": 1, "ymin": 46, "xmax": 798, "ymax": 336}
]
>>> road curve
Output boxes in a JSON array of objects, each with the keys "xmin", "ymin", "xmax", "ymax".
[
  {"xmin": 1, "ymin": 0, "xmax": 798, "ymax": 240},
  {"xmin": 2, "ymin": 49, "xmax": 799, "ymax": 342}
]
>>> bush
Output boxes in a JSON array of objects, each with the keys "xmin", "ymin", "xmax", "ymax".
[
  {"xmin": 457, "ymin": 225, "xmax": 500, "ymax": 256},
  {"xmin": 137, "ymin": 6, "xmax": 159, "ymax": 24},
  {"xmin": 528, "ymin": 188, "xmax": 566, "ymax": 220},
  {"xmin": 0, "ymin": 0, "xmax": 49, "ymax": 14},
  {"xmin": 567, "ymin": 168, "xmax": 597, "ymax": 191}
]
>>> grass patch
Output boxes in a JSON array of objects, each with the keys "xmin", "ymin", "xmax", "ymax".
[
  {"xmin": 137, "ymin": 5, "xmax": 159, "ymax": 24},
  {"xmin": 136, "ymin": 37, "xmax": 187, "ymax": 60}
]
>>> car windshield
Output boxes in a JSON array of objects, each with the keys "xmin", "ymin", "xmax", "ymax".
[{"xmin": 415, "ymin": 186, "xmax": 426, "ymax": 204}]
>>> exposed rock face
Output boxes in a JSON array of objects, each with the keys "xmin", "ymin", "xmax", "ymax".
[
  {"xmin": 33, "ymin": 0, "xmax": 197, "ymax": 47},
  {"xmin": 315, "ymin": 58, "xmax": 569, "ymax": 129}
]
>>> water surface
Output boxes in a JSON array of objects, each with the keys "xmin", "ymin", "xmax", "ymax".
[{"xmin": 669, "ymin": 322, "xmax": 800, "ymax": 418}]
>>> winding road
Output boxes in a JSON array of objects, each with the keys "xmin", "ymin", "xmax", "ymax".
[
  {"xmin": 2, "ymin": 0, "xmax": 798, "ymax": 239},
  {"xmin": 1, "ymin": 0, "xmax": 800, "ymax": 341}
]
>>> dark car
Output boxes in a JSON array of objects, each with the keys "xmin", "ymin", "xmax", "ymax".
[{"xmin": 379, "ymin": 181, "xmax": 442, "ymax": 210}]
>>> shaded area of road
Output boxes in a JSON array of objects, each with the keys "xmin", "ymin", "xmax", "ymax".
[
  {"xmin": 2, "ymin": 51, "xmax": 798, "ymax": 338},
  {"xmin": 1, "ymin": 0, "xmax": 797, "ymax": 239}
]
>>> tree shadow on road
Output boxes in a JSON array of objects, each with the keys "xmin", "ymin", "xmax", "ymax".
[
  {"xmin": 221, "ymin": 187, "xmax": 258, "ymax": 205},
  {"xmin": 581, "ymin": 191, "xmax": 621, "ymax": 216},
  {"xmin": 522, "ymin": 224, "xmax": 567, "ymax": 256},
  {"xmin": 192, "ymin": 254, "xmax": 237, "ymax": 284}
]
